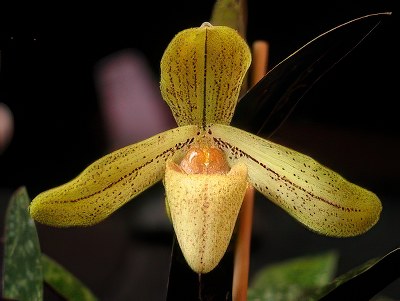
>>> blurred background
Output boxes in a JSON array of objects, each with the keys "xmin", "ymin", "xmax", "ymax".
[{"xmin": 0, "ymin": 1, "xmax": 398, "ymax": 300}]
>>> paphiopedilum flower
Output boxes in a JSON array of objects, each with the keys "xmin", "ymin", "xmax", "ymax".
[{"xmin": 29, "ymin": 22, "xmax": 381, "ymax": 274}]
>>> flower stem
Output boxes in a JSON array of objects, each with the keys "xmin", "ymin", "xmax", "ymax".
[{"xmin": 232, "ymin": 39, "xmax": 269, "ymax": 301}]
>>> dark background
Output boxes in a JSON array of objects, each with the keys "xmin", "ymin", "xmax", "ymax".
[{"xmin": 0, "ymin": 1, "xmax": 398, "ymax": 300}]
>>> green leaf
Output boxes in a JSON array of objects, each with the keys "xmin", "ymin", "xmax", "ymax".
[
  {"xmin": 2, "ymin": 186, "xmax": 43, "ymax": 301},
  {"xmin": 210, "ymin": 0, "xmax": 247, "ymax": 37},
  {"xmin": 210, "ymin": 0, "xmax": 249, "ymax": 97},
  {"xmin": 42, "ymin": 254, "xmax": 99, "ymax": 301},
  {"xmin": 248, "ymin": 251, "xmax": 338, "ymax": 301}
]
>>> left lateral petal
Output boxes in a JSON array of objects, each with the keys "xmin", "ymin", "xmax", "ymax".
[
  {"xmin": 210, "ymin": 124, "xmax": 382, "ymax": 237},
  {"xmin": 29, "ymin": 125, "xmax": 198, "ymax": 227}
]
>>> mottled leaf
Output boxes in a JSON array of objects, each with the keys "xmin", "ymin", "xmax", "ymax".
[
  {"xmin": 2, "ymin": 187, "xmax": 43, "ymax": 301},
  {"xmin": 248, "ymin": 251, "xmax": 338, "ymax": 301}
]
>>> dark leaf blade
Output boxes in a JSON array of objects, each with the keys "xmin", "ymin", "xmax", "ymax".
[
  {"xmin": 232, "ymin": 12, "xmax": 392, "ymax": 138},
  {"xmin": 2, "ymin": 187, "xmax": 43, "ymax": 301},
  {"xmin": 308, "ymin": 247, "xmax": 400, "ymax": 301}
]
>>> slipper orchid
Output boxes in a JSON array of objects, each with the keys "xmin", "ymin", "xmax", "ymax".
[{"xmin": 29, "ymin": 22, "xmax": 381, "ymax": 274}]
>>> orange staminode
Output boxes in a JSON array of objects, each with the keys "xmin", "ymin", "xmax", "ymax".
[{"xmin": 180, "ymin": 146, "xmax": 230, "ymax": 174}]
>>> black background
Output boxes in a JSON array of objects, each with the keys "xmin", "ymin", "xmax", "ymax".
[{"xmin": 0, "ymin": 1, "xmax": 398, "ymax": 300}]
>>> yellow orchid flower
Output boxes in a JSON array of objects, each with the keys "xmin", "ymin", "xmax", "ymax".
[{"xmin": 29, "ymin": 22, "xmax": 381, "ymax": 274}]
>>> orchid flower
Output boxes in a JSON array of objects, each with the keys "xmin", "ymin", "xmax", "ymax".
[{"xmin": 29, "ymin": 22, "xmax": 381, "ymax": 274}]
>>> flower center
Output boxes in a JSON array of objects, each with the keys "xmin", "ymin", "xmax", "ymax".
[{"xmin": 179, "ymin": 146, "xmax": 230, "ymax": 174}]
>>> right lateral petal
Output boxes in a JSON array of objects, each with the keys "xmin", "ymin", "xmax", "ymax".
[{"xmin": 210, "ymin": 124, "xmax": 382, "ymax": 237}]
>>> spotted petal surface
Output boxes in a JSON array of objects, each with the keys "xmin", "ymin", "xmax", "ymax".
[
  {"xmin": 165, "ymin": 160, "xmax": 248, "ymax": 273},
  {"xmin": 209, "ymin": 124, "xmax": 382, "ymax": 237},
  {"xmin": 160, "ymin": 22, "xmax": 251, "ymax": 127},
  {"xmin": 29, "ymin": 125, "xmax": 198, "ymax": 226},
  {"xmin": 29, "ymin": 22, "xmax": 383, "ymax": 275}
]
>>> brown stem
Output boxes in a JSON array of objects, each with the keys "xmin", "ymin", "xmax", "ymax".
[
  {"xmin": 232, "ymin": 185, "xmax": 255, "ymax": 301},
  {"xmin": 250, "ymin": 40, "xmax": 269, "ymax": 84},
  {"xmin": 232, "ymin": 39, "xmax": 269, "ymax": 301}
]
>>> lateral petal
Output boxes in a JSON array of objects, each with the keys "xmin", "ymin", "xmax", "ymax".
[
  {"xmin": 210, "ymin": 124, "xmax": 382, "ymax": 237},
  {"xmin": 29, "ymin": 125, "xmax": 199, "ymax": 227}
]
